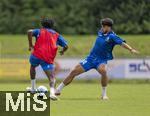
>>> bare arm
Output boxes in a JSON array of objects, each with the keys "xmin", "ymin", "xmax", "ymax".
[
  {"xmin": 27, "ymin": 29, "xmax": 34, "ymax": 51},
  {"xmin": 121, "ymin": 42, "xmax": 139, "ymax": 54},
  {"xmin": 59, "ymin": 45, "xmax": 68, "ymax": 55}
]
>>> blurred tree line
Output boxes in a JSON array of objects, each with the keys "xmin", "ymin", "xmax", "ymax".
[{"xmin": 0, "ymin": 0, "xmax": 149, "ymax": 34}]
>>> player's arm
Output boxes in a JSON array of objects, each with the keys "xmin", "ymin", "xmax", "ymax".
[
  {"xmin": 57, "ymin": 35, "xmax": 68, "ymax": 55},
  {"xmin": 59, "ymin": 45, "xmax": 68, "ymax": 55},
  {"xmin": 121, "ymin": 42, "xmax": 139, "ymax": 54},
  {"xmin": 111, "ymin": 34, "xmax": 139, "ymax": 54},
  {"xmin": 27, "ymin": 29, "xmax": 34, "ymax": 51}
]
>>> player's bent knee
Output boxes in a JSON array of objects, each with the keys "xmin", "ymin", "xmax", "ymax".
[
  {"xmin": 99, "ymin": 69, "xmax": 107, "ymax": 75},
  {"xmin": 50, "ymin": 79, "xmax": 55, "ymax": 84},
  {"xmin": 70, "ymin": 69, "xmax": 80, "ymax": 77}
]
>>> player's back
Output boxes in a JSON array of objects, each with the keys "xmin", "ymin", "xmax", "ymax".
[{"xmin": 33, "ymin": 28, "xmax": 59, "ymax": 64}]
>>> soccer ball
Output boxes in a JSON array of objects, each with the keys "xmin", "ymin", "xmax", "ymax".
[{"xmin": 37, "ymin": 86, "xmax": 48, "ymax": 97}]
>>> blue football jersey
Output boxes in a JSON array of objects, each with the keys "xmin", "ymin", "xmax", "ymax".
[{"xmin": 88, "ymin": 30, "xmax": 125, "ymax": 60}]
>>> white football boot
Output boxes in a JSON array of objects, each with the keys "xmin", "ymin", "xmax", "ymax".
[
  {"xmin": 50, "ymin": 94, "xmax": 58, "ymax": 101},
  {"xmin": 55, "ymin": 89, "xmax": 61, "ymax": 96},
  {"xmin": 26, "ymin": 87, "xmax": 37, "ymax": 94},
  {"xmin": 101, "ymin": 95, "xmax": 109, "ymax": 100}
]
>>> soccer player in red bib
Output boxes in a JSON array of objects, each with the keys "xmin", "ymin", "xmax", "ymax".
[{"xmin": 27, "ymin": 18, "xmax": 68, "ymax": 100}]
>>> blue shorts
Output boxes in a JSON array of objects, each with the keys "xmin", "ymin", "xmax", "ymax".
[
  {"xmin": 29, "ymin": 55, "xmax": 54, "ymax": 71},
  {"xmin": 80, "ymin": 57, "xmax": 107, "ymax": 72}
]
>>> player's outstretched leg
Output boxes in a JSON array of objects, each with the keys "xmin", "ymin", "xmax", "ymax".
[
  {"xmin": 55, "ymin": 64, "xmax": 85, "ymax": 95},
  {"xmin": 44, "ymin": 69, "xmax": 58, "ymax": 100},
  {"xmin": 97, "ymin": 64, "xmax": 109, "ymax": 100},
  {"xmin": 26, "ymin": 65, "xmax": 37, "ymax": 94}
]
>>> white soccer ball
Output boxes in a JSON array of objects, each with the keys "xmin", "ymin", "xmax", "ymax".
[{"xmin": 37, "ymin": 86, "xmax": 48, "ymax": 97}]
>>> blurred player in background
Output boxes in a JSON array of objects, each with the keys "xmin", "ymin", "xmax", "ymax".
[
  {"xmin": 27, "ymin": 18, "xmax": 68, "ymax": 100},
  {"xmin": 56, "ymin": 18, "xmax": 139, "ymax": 100}
]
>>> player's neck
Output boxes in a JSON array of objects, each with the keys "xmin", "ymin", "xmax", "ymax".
[
  {"xmin": 101, "ymin": 28, "xmax": 112, "ymax": 34},
  {"xmin": 103, "ymin": 30, "xmax": 112, "ymax": 35}
]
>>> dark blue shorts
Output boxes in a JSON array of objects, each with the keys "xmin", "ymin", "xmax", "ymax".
[
  {"xmin": 29, "ymin": 55, "xmax": 54, "ymax": 71},
  {"xmin": 80, "ymin": 57, "xmax": 107, "ymax": 72}
]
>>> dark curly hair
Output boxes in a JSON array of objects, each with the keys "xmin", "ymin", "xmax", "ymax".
[
  {"xmin": 41, "ymin": 18, "xmax": 54, "ymax": 28},
  {"xmin": 101, "ymin": 18, "xmax": 114, "ymax": 27}
]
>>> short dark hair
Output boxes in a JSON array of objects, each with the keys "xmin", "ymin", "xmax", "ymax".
[
  {"xmin": 41, "ymin": 18, "xmax": 54, "ymax": 28},
  {"xmin": 101, "ymin": 18, "xmax": 114, "ymax": 27}
]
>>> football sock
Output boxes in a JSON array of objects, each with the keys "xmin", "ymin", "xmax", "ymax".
[
  {"xmin": 31, "ymin": 79, "xmax": 36, "ymax": 90},
  {"xmin": 102, "ymin": 86, "xmax": 107, "ymax": 97},
  {"xmin": 56, "ymin": 82, "xmax": 65, "ymax": 93},
  {"xmin": 50, "ymin": 87, "xmax": 55, "ymax": 95}
]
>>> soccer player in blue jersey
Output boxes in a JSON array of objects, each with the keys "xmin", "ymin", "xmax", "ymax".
[{"xmin": 56, "ymin": 18, "xmax": 139, "ymax": 100}]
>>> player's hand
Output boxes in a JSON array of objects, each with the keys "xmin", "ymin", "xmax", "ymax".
[
  {"xmin": 29, "ymin": 46, "xmax": 34, "ymax": 52},
  {"xmin": 59, "ymin": 50, "xmax": 64, "ymax": 55},
  {"xmin": 130, "ymin": 49, "xmax": 139, "ymax": 54}
]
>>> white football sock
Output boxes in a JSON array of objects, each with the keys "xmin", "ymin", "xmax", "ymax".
[
  {"xmin": 102, "ymin": 86, "xmax": 107, "ymax": 97},
  {"xmin": 31, "ymin": 79, "xmax": 36, "ymax": 90},
  {"xmin": 50, "ymin": 87, "xmax": 55, "ymax": 95},
  {"xmin": 56, "ymin": 82, "xmax": 65, "ymax": 93}
]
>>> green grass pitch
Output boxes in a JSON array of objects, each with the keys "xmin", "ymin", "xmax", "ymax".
[
  {"xmin": 0, "ymin": 82, "xmax": 150, "ymax": 116},
  {"xmin": 0, "ymin": 35, "xmax": 149, "ymax": 57},
  {"xmin": 0, "ymin": 34, "xmax": 150, "ymax": 116}
]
